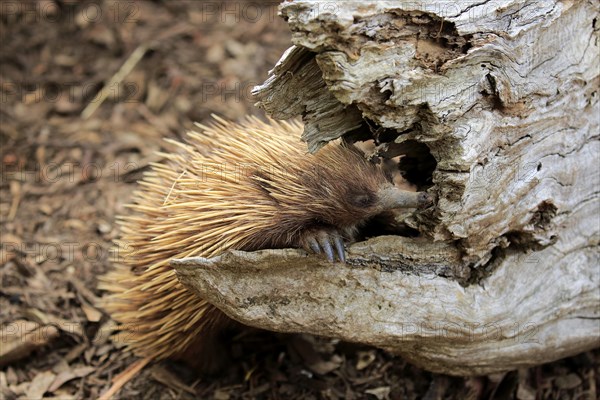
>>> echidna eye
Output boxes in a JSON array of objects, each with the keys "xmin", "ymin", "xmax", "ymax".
[{"xmin": 350, "ymin": 192, "xmax": 376, "ymax": 208}]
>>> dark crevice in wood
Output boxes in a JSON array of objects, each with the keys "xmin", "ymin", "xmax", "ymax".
[
  {"xmin": 470, "ymin": 200, "xmax": 560, "ymax": 284},
  {"xmin": 393, "ymin": 141, "xmax": 437, "ymax": 190}
]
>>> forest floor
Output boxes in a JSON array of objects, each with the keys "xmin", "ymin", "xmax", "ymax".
[{"xmin": 1, "ymin": 1, "xmax": 598, "ymax": 399}]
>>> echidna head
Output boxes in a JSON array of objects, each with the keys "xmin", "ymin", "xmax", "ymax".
[
  {"xmin": 333, "ymin": 178, "xmax": 432, "ymax": 228},
  {"xmin": 306, "ymin": 145, "xmax": 433, "ymax": 229}
]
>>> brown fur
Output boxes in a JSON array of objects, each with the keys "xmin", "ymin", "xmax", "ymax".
[{"xmin": 98, "ymin": 116, "xmax": 403, "ymax": 364}]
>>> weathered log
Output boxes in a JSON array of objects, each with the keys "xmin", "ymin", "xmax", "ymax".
[{"xmin": 175, "ymin": 0, "xmax": 599, "ymax": 375}]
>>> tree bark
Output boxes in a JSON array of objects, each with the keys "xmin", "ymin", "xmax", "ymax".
[{"xmin": 175, "ymin": 1, "xmax": 599, "ymax": 375}]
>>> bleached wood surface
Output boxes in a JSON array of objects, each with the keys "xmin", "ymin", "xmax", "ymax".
[{"xmin": 177, "ymin": 1, "xmax": 599, "ymax": 375}]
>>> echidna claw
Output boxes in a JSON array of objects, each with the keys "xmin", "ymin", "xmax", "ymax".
[
  {"xmin": 303, "ymin": 230, "xmax": 346, "ymax": 263},
  {"xmin": 333, "ymin": 235, "xmax": 345, "ymax": 263},
  {"xmin": 317, "ymin": 233, "xmax": 335, "ymax": 262},
  {"xmin": 307, "ymin": 237, "xmax": 320, "ymax": 254}
]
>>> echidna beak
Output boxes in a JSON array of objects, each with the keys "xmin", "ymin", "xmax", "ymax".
[{"xmin": 378, "ymin": 186, "xmax": 434, "ymax": 210}]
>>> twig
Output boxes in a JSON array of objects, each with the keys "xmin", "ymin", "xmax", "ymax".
[
  {"xmin": 98, "ymin": 356, "xmax": 152, "ymax": 400},
  {"xmin": 7, "ymin": 181, "xmax": 21, "ymax": 221},
  {"xmin": 81, "ymin": 43, "xmax": 149, "ymax": 119}
]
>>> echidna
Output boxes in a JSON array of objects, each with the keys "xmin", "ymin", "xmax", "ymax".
[{"xmin": 99, "ymin": 116, "xmax": 432, "ymax": 368}]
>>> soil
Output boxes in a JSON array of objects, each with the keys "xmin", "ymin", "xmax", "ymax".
[{"xmin": 1, "ymin": 1, "xmax": 598, "ymax": 399}]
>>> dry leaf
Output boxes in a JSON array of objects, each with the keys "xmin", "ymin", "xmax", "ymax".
[
  {"xmin": 554, "ymin": 373, "xmax": 582, "ymax": 390},
  {"xmin": 214, "ymin": 388, "xmax": 232, "ymax": 400},
  {"xmin": 80, "ymin": 302, "xmax": 103, "ymax": 322},
  {"xmin": 150, "ymin": 365, "xmax": 196, "ymax": 395},
  {"xmin": 356, "ymin": 350, "xmax": 376, "ymax": 371},
  {"xmin": 48, "ymin": 366, "xmax": 95, "ymax": 392},
  {"xmin": 0, "ymin": 320, "xmax": 59, "ymax": 366},
  {"xmin": 25, "ymin": 309, "xmax": 85, "ymax": 338},
  {"xmin": 26, "ymin": 370, "xmax": 56, "ymax": 399},
  {"xmin": 365, "ymin": 386, "xmax": 391, "ymax": 400},
  {"xmin": 308, "ymin": 355, "xmax": 343, "ymax": 376}
]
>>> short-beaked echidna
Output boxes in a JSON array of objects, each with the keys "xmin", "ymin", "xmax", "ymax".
[{"xmin": 99, "ymin": 116, "xmax": 432, "ymax": 367}]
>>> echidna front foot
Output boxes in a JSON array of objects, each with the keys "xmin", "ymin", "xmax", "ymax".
[{"xmin": 301, "ymin": 229, "xmax": 345, "ymax": 263}]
